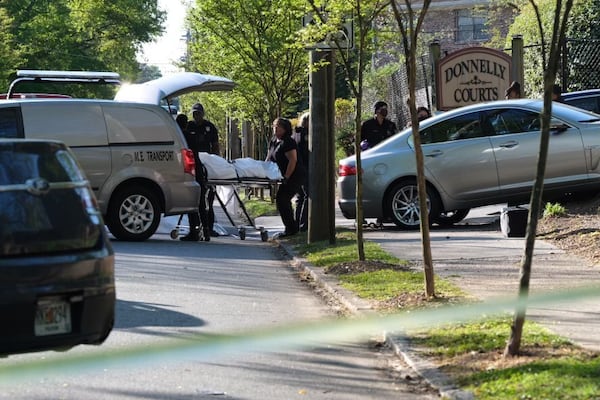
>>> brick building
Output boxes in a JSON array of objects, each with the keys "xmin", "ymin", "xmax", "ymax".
[
  {"xmin": 368, "ymin": 0, "xmax": 518, "ymax": 126},
  {"xmin": 421, "ymin": 0, "xmax": 516, "ymax": 54}
]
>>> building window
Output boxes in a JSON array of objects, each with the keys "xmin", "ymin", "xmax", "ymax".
[{"xmin": 456, "ymin": 9, "xmax": 489, "ymax": 43}]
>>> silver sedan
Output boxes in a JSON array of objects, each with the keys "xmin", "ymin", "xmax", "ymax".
[{"xmin": 337, "ymin": 99, "xmax": 600, "ymax": 229}]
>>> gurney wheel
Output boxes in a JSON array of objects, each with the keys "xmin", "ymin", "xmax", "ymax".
[
  {"xmin": 170, "ymin": 229, "xmax": 179, "ymax": 240},
  {"xmin": 239, "ymin": 227, "xmax": 246, "ymax": 240},
  {"xmin": 260, "ymin": 230, "xmax": 268, "ymax": 242}
]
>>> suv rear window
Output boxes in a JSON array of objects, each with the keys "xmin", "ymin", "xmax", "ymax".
[
  {"xmin": 0, "ymin": 140, "xmax": 102, "ymax": 256},
  {"xmin": 0, "ymin": 108, "xmax": 21, "ymax": 138}
]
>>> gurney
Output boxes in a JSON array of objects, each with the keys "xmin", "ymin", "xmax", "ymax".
[
  {"xmin": 209, "ymin": 177, "xmax": 279, "ymax": 241},
  {"xmin": 170, "ymin": 154, "xmax": 282, "ymax": 241}
]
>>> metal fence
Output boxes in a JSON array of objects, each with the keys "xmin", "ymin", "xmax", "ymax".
[
  {"xmin": 368, "ymin": 38, "xmax": 600, "ymax": 122},
  {"xmin": 363, "ymin": 53, "xmax": 434, "ymax": 130},
  {"xmin": 563, "ymin": 39, "xmax": 600, "ymax": 91},
  {"xmin": 518, "ymin": 38, "xmax": 600, "ymax": 97}
]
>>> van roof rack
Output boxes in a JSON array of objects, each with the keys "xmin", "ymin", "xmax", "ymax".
[{"xmin": 7, "ymin": 70, "xmax": 121, "ymax": 98}]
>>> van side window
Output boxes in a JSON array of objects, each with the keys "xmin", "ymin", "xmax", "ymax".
[{"xmin": 0, "ymin": 108, "xmax": 21, "ymax": 138}]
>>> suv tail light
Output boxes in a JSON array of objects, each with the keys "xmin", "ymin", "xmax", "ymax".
[
  {"xmin": 182, "ymin": 149, "xmax": 196, "ymax": 176},
  {"xmin": 338, "ymin": 164, "xmax": 357, "ymax": 176}
]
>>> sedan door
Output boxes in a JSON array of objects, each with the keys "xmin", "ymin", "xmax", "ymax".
[
  {"xmin": 488, "ymin": 108, "xmax": 588, "ymax": 195},
  {"xmin": 577, "ymin": 122, "xmax": 600, "ymax": 181},
  {"xmin": 414, "ymin": 110, "xmax": 500, "ymax": 203}
]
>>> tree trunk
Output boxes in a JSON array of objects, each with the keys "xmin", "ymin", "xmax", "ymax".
[{"xmin": 504, "ymin": 0, "xmax": 574, "ymax": 357}]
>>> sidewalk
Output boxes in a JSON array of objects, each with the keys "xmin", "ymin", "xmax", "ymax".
[
  {"xmin": 257, "ymin": 207, "xmax": 600, "ymax": 398},
  {"xmin": 259, "ymin": 206, "xmax": 600, "ymax": 352}
]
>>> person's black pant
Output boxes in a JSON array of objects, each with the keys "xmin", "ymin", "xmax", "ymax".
[
  {"xmin": 206, "ymin": 184, "xmax": 216, "ymax": 232},
  {"xmin": 295, "ymin": 185, "xmax": 308, "ymax": 231},
  {"xmin": 276, "ymin": 182, "xmax": 301, "ymax": 234},
  {"xmin": 187, "ymin": 182, "xmax": 210, "ymax": 237}
]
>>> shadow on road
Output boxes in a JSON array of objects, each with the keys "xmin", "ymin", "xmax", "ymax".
[{"xmin": 115, "ymin": 299, "xmax": 205, "ymax": 331}]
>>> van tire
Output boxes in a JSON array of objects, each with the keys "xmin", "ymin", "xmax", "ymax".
[{"xmin": 106, "ymin": 185, "xmax": 161, "ymax": 241}]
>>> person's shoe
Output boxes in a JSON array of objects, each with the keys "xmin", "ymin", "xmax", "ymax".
[
  {"xmin": 180, "ymin": 233, "xmax": 200, "ymax": 242},
  {"xmin": 279, "ymin": 229, "xmax": 298, "ymax": 238},
  {"xmin": 210, "ymin": 230, "xmax": 220, "ymax": 237},
  {"xmin": 202, "ymin": 228, "xmax": 211, "ymax": 242}
]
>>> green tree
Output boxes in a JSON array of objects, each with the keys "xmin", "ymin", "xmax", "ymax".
[
  {"xmin": 506, "ymin": 0, "xmax": 598, "ymax": 95},
  {"xmin": 505, "ymin": 0, "xmax": 574, "ymax": 358},
  {"xmin": 0, "ymin": 8, "xmax": 24, "ymax": 89},
  {"xmin": 390, "ymin": 0, "xmax": 433, "ymax": 297},
  {"xmin": 302, "ymin": 0, "xmax": 390, "ymax": 259},
  {"xmin": 0, "ymin": 0, "xmax": 164, "ymax": 95},
  {"xmin": 185, "ymin": 0, "xmax": 308, "ymax": 159},
  {"xmin": 137, "ymin": 63, "xmax": 162, "ymax": 83},
  {"xmin": 68, "ymin": 0, "xmax": 165, "ymax": 80}
]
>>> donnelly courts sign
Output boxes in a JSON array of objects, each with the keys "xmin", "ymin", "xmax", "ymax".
[{"xmin": 437, "ymin": 47, "xmax": 512, "ymax": 110}]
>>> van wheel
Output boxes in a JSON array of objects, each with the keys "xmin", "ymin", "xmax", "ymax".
[
  {"xmin": 385, "ymin": 180, "xmax": 439, "ymax": 230},
  {"xmin": 106, "ymin": 185, "xmax": 161, "ymax": 241}
]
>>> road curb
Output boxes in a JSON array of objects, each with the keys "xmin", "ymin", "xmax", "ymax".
[{"xmin": 276, "ymin": 240, "xmax": 474, "ymax": 400}]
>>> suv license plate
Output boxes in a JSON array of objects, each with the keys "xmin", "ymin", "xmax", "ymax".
[{"xmin": 34, "ymin": 299, "xmax": 72, "ymax": 336}]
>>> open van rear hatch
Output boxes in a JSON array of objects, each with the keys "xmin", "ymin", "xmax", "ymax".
[
  {"xmin": 6, "ymin": 70, "xmax": 235, "ymax": 111},
  {"xmin": 114, "ymin": 72, "xmax": 235, "ymax": 105}
]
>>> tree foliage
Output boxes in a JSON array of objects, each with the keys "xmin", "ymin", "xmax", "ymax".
[
  {"xmin": 506, "ymin": 0, "xmax": 600, "ymax": 95},
  {"xmin": 0, "ymin": 8, "xmax": 23, "ymax": 86},
  {"xmin": 185, "ymin": 0, "xmax": 308, "ymax": 158},
  {"xmin": 0, "ymin": 0, "xmax": 165, "ymax": 94},
  {"xmin": 136, "ymin": 63, "xmax": 163, "ymax": 83},
  {"xmin": 301, "ymin": 0, "xmax": 390, "ymax": 259}
]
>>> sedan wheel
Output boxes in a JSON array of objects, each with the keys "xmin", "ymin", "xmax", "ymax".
[{"xmin": 386, "ymin": 180, "xmax": 439, "ymax": 230}]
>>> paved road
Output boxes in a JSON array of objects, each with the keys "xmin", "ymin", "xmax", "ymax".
[{"xmin": 0, "ymin": 233, "xmax": 437, "ymax": 399}]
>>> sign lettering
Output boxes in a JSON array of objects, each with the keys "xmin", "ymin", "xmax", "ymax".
[
  {"xmin": 437, "ymin": 47, "xmax": 512, "ymax": 110},
  {"xmin": 145, "ymin": 150, "xmax": 174, "ymax": 162},
  {"xmin": 134, "ymin": 151, "xmax": 145, "ymax": 162}
]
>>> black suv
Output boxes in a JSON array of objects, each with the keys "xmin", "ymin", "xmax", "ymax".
[
  {"xmin": 0, "ymin": 139, "xmax": 115, "ymax": 356},
  {"xmin": 561, "ymin": 89, "xmax": 600, "ymax": 114}
]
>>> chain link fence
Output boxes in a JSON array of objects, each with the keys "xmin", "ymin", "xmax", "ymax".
[
  {"xmin": 367, "ymin": 38, "xmax": 600, "ymax": 121},
  {"xmin": 362, "ymin": 54, "xmax": 434, "ymax": 131},
  {"xmin": 517, "ymin": 38, "xmax": 600, "ymax": 97},
  {"xmin": 564, "ymin": 39, "xmax": 600, "ymax": 91},
  {"xmin": 343, "ymin": 38, "xmax": 600, "ymax": 156}
]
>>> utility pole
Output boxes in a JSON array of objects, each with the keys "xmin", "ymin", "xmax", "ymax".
[{"xmin": 308, "ymin": 50, "xmax": 336, "ymax": 244}]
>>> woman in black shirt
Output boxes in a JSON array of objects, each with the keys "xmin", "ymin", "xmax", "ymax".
[{"xmin": 268, "ymin": 117, "xmax": 306, "ymax": 237}]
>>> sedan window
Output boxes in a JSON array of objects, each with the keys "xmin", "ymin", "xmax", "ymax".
[
  {"xmin": 488, "ymin": 109, "xmax": 540, "ymax": 134},
  {"xmin": 420, "ymin": 111, "xmax": 490, "ymax": 144}
]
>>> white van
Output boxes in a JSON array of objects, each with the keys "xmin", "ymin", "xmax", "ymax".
[{"xmin": 1, "ymin": 70, "xmax": 235, "ymax": 241}]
